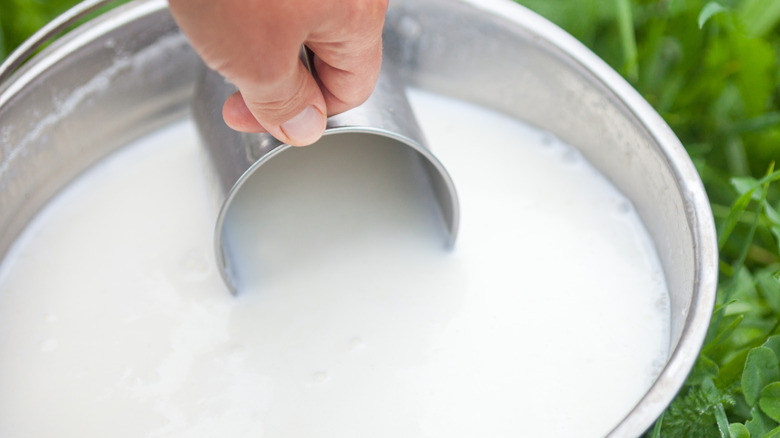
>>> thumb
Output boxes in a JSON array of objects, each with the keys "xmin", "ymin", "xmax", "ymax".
[{"xmin": 223, "ymin": 54, "xmax": 327, "ymax": 147}]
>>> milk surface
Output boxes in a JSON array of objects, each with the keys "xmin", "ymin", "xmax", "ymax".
[{"xmin": 0, "ymin": 90, "xmax": 670, "ymax": 437}]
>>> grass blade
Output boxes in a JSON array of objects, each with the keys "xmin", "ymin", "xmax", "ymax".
[
  {"xmin": 738, "ymin": 0, "xmax": 780, "ymax": 37},
  {"xmin": 615, "ymin": 0, "xmax": 638, "ymax": 82},
  {"xmin": 699, "ymin": 2, "xmax": 728, "ymax": 29}
]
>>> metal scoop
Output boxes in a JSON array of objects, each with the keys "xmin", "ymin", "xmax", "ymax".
[{"xmin": 193, "ymin": 47, "xmax": 459, "ymax": 294}]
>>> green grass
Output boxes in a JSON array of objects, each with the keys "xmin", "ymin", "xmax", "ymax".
[
  {"xmin": 0, "ymin": 0, "xmax": 76, "ymax": 60},
  {"xmin": 2, "ymin": 0, "xmax": 780, "ymax": 436}
]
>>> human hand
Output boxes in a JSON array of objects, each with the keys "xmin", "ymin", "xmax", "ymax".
[{"xmin": 168, "ymin": 0, "xmax": 388, "ymax": 146}]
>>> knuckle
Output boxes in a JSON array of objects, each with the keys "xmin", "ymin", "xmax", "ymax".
[
  {"xmin": 228, "ymin": 56, "xmax": 295, "ymax": 90},
  {"xmin": 338, "ymin": 74, "xmax": 377, "ymax": 104},
  {"xmin": 241, "ymin": 71, "xmax": 310, "ymax": 122}
]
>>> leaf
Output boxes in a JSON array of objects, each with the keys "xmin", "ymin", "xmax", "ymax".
[
  {"xmin": 732, "ymin": 267, "xmax": 758, "ymax": 303},
  {"xmin": 714, "ymin": 299, "xmax": 740, "ymax": 316},
  {"xmin": 721, "ymin": 167, "xmax": 777, "ymax": 308},
  {"xmin": 765, "ymin": 337, "xmax": 780, "ymax": 360},
  {"xmin": 761, "ymin": 382, "xmax": 780, "ymax": 422},
  {"xmin": 650, "ymin": 412, "xmax": 663, "ymax": 438},
  {"xmin": 747, "ymin": 406, "xmax": 776, "ymax": 437},
  {"xmin": 715, "ymin": 402, "xmax": 733, "ymax": 437},
  {"xmin": 773, "ymin": 227, "xmax": 780, "ymax": 255},
  {"xmin": 730, "ymin": 423, "xmax": 750, "ymax": 438},
  {"xmin": 766, "ymin": 203, "xmax": 780, "ymax": 226},
  {"xmin": 763, "ymin": 424, "xmax": 780, "ymax": 438},
  {"xmin": 718, "ymin": 349, "xmax": 752, "ymax": 389},
  {"xmin": 699, "ymin": 2, "xmax": 728, "ymax": 29},
  {"xmin": 731, "ymin": 35, "xmax": 776, "ymax": 117},
  {"xmin": 720, "ymin": 188, "xmax": 759, "ymax": 249},
  {"xmin": 743, "ymin": 347, "xmax": 780, "ymax": 406},
  {"xmin": 615, "ymin": 0, "xmax": 638, "ymax": 82},
  {"xmin": 732, "ymin": 112, "xmax": 780, "ymax": 134},
  {"xmin": 705, "ymin": 314, "xmax": 745, "ymax": 359},
  {"xmin": 758, "ymin": 170, "xmax": 780, "ymax": 186},
  {"xmin": 725, "ymin": 136, "xmax": 751, "ymax": 177},
  {"xmin": 690, "ymin": 355, "xmax": 720, "ymax": 386},
  {"xmin": 757, "ymin": 273, "xmax": 780, "ymax": 314},
  {"xmin": 700, "ymin": 378, "xmax": 735, "ymax": 437},
  {"xmin": 738, "ymin": 0, "xmax": 780, "ymax": 37},
  {"xmin": 732, "ymin": 177, "xmax": 761, "ymax": 199}
]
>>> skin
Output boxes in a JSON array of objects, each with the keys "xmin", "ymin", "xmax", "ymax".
[{"xmin": 168, "ymin": 0, "xmax": 388, "ymax": 146}]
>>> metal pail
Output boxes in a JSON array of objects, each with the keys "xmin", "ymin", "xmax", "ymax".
[{"xmin": 0, "ymin": 0, "xmax": 718, "ymax": 435}]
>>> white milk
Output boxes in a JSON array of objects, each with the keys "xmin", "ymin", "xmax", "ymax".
[{"xmin": 0, "ymin": 89, "xmax": 670, "ymax": 437}]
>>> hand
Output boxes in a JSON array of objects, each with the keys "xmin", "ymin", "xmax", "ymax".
[{"xmin": 168, "ymin": 0, "xmax": 388, "ymax": 146}]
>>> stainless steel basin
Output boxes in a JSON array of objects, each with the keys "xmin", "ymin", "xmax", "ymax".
[{"xmin": 0, "ymin": 0, "xmax": 718, "ymax": 435}]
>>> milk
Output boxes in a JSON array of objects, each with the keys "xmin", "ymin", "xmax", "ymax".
[{"xmin": 0, "ymin": 89, "xmax": 670, "ymax": 437}]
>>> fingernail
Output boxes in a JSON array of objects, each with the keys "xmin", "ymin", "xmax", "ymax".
[{"xmin": 280, "ymin": 105, "xmax": 325, "ymax": 146}]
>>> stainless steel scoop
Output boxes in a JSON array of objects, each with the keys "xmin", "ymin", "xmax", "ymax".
[{"xmin": 193, "ymin": 47, "xmax": 460, "ymax": 294}]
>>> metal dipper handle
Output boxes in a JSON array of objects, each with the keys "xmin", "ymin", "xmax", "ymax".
[{"xmin": 193, "ymin": 47, "xmax": 460, "ymax": 295}]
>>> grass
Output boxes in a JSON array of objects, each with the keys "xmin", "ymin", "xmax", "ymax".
[
  {"xmin": 2, "ymin": 0, "xmax": 780, "ymax": 436},
  {"xmin": 0, "ymin": 0, "xmax": 76, "ymax": 60}
]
